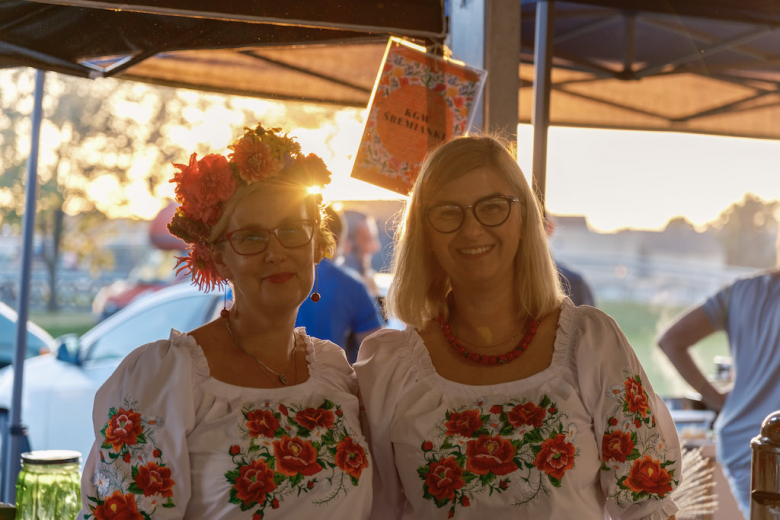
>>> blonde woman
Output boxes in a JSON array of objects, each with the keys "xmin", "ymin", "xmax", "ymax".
[
  {"xmin": 78, "ymin": 125, "xmax": 371, "ymax": 519},
  {"xmin": 355, "ymin": 136, "xmax": 679, "ymax": 519}
]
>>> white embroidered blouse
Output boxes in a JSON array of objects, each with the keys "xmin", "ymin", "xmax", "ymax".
[
  {"xmin": 77, "ymin": 329, "xmax": 372, "ymax": 519},
  {"xmin": 355, "ymin": 299, "xmax": 681, "ymax": 520}
]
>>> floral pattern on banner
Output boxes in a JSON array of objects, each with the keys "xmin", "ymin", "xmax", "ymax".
[
  {"xmin": 417, "ymin": 396, "xmax": 579, "ymax": 517},
  {"xmin": 601, "ymin": 370, "xmax": 678, "ymax": 507},
  {"xmin": 226, "ymin": 399, "xmax": 369, "ymax": 517},
  {"xmin": 85, "ymin": 397, "xmax": 175, "ymax": 519},
  {"xmin": 356, "ymin": 47, "xmax": 483, "ymax": 187}
]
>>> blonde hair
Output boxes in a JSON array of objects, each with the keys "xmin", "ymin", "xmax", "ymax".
[
  {"xmin": 208, "ymin": 178, "xmax": 335, "ymax": 259},
  {"xmin": 386, "ymin": 135, "xmax": 564, "ymax": 329}
]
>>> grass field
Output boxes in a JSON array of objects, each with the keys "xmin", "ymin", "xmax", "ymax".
[
  {"xmin": 600, "ymin": 300, "xmax": 730, "ymax": 398},
  {"xmin": 27, "ymin": 301, "xmax": 726, "ymax": 398},
  {"xmin": 30, "ymin": 312, "xmax": 96, "ymax": 340}
]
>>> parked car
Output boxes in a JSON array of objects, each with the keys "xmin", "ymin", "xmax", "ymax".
[
  {"xmin": 0, "ymin": 301, "xmax": 56, "ymax": 368},
  {"xmin": 0, "ymin": 283, "xmax": 221, "ymax": 464}
]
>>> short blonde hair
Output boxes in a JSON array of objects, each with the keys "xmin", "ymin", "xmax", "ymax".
[
  {"xmin": 208, "ymin": 178, "xmax": 335, "ymax": 260},
  {"xmin": 386, "ymin": 135, "xmax": 564, "ymax": 329}
]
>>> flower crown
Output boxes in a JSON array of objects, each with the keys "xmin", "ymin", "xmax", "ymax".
[{"xmin": 167, "ymin": 124, "xmax": 332, "ymax": 292}]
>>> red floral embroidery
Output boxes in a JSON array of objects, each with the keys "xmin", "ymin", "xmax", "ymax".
[
  {"xmin": 91, "ymin": 491, "xmax": 143, "ymax": 520},
  {"xmin": 295, "ymin": 408, "xmax": 335, "ymax": 430},
  {"xmin": 425, "ymin": 457, "xmax": 465, "ymax": 502},
  {"xmin": 624, "ymin": 455, "xmax": 673, "ymax": 497},
  {"xmin": 104, "ymin": 408, "xmax": 143, "ymax": 452},
  {"xmin": 624, "ymin": 378, "xmax": 650, "ymax": 418},
  {"xmin": 534, "ymin": 434, "xmax": 576, "ymax": 480},
  {"xmin": 465, "ymin": 436, "xmax": 517, "ymax": 476},
  {"xmin": 506, "ymin": 402, "xmax": 546, "ymax": 429},
  {"xmin": 134, "ymin": 462, "xmax": 175, "ymax": 497},
  {"xmin": 602, "ymin": 431, "xmax": 635, "ymax": 463},
  {"xmin": 273, "ymin": 436, "xmax": 323, "ymax": 477},
  {"xmin": 335, "ymin": 437, "xmax": 369, "ymax": 479},
  {"xmin": 444, "ymin": 409, "xmax": 482, "ymax": 437},
  {"xmin": 489, "ymin": 405, "xmax": 503, "ymax": 415},
  {"xmin": 233, "ymin": 459, "xmax": 277, "ymax": 506},
  {"xmin": 246, "ymin": 410, "xmax": 279, "ymax": 438}
]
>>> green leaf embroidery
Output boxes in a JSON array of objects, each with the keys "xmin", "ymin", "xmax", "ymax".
[{"xmin": 548, "ymin": 475, "xmax": 562, "ymax": 488}]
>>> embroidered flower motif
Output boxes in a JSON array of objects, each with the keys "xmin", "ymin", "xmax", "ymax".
[
  {"xmin": 103, "ymin": 408, "xmax": 143, "ymax": 452},
  {"xmin": 465, "ymin": 436, "xmax": 517, "ymax": 476},
  {"xmin": 444, "ymin": 409, "xmax": 483, "ymax": 437},
  {"xmin": 233, "ymin": 459, "xmax": 277, "ymax": 507},
  {"xmin": 424, "ymin": 457, "xmax": 465, "ymax": 503},
  {"xmin": 603, "ymin": 370, "xmax": 678, "ymax": 506},
  {"xmin": 226, "ymin": 399, "xmax": 369, "ymax": 517},
  {"xmin": 624, "ymin": 455, "xmax": 674, "ymax": 497},
  {"xmin": 506, "ymin": 402, "xmax": 546, "ymax": 429},
  {"xmin": 335, "ymin": 437, "xmax": 369, "ymax": 480},
  {"xmin": 602, "ymin": 431, "xmax": 636, "ymax": 463},
  {"xmin": 419, "ymin": 396, "xmax": 577, "ymax": 516},
  {"xmin": 534, "ymin": 434, "xmax": 576, "ymax": 481},
  {"xmin": 133, "ymin": 461, "xmax": 175, "ymax": 498},
  {"xmin": 624, "ymin": 377, "xmax": 651, "ymax": 418},
  {"xmin": 88, "ymin": 399, "xmax": 177, "ymax": 515},
  {"xmin": 295, "ymin": 408, "xmax": 335, "ymax": 430},
  {"xmin": 90, "ymin": 491, "xmax": 144, "ymax": 520},
  {"xmin": 273, "ymin": 436, "xmax": 323, "ymax": 477},
  {"xmin": 245, "ymin": 409, "xmax": 280, "ymax": 438}
]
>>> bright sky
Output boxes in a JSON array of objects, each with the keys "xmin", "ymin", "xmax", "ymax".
[{"xmin": 67, "ymin": 86, "xmax": 780, "ymax": 232}]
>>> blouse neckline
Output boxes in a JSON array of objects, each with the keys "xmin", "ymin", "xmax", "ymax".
[
  {"xmin": 402, "ymin": 298, "xmax": 576, "ymax": 393},
  {"xmin": 169, "ymin": 327, "xmax": 320, "ymax": 396}
]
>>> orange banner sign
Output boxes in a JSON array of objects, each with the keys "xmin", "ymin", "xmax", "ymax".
[{"xmin": 351, "ymin": 38, "xmax": 487, "ymax": 195}]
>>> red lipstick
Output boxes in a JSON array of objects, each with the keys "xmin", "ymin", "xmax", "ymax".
[{"xmin": 265, "ymin": 272, "xmax": 294, "ymax": 284}]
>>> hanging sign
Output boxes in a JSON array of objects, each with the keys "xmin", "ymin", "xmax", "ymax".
[{"xmin": 351, "ymin": 38, "xmax": 487, "ymax": 195}]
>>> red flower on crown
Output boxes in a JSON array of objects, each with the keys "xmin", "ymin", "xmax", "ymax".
[
  {"xmin": 174, "ymin": 243, "xmax": 224, "ymax": 292},
  {"xmin": 171, "ymin": 153, "xmax": 236, "ymax": 226}
]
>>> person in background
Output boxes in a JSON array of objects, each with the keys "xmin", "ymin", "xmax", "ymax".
[
  {"xmin": 342, "ymin": 210, "xmax": 382, "ymax": 297},
  {"xmin": 657, "ymin": 230, "xmax": 780, "ymax": 519},
  {"xmin": 296, "ymin": 205, "xmax": 383, "ymax": 363},
  {"xmin": 78, "ymin": 124, "xmax": 372, "ymax": 519},
  {"xmin": 544, "ymin": 211, "xmax": 596, "ymax": 307},
  {"xmin": 356, "ymin": 135, "xmax": 680, "ymax": 519}
]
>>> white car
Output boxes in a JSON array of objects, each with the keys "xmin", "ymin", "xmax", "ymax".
[{"xmin": 0, "ymin": 283, "xmax": 222, "ymax": 465}]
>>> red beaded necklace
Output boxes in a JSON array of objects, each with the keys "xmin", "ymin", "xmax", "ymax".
[{"xmin": 436, "ymin": 316, "xmax": 539, "ymax": 365}]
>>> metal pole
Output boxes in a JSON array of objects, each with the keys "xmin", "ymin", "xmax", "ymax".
[
  {"xmin": 2, "ymin": 69, "xmax": 45, "ymax": 503},
  {"xmin": 531, "ymin": 0, "xmax": 554, "ymax": 210}
]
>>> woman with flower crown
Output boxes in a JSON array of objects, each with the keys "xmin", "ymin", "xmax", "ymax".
[
  {"xmin": 78, "ymin": 124, "xmax": 372, "ymax": 519},
  {"xmin": 354, "ymin": 136, "xmax": 680, "ymax": 520}
]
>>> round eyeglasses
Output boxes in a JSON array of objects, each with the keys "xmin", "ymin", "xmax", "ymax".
[
  {"xmin": 425, "ymin": 195, "xmax": 520, "ymax": 233},
  {"xmin": 218, "ymin": 220, "xmax": 316, "ymax": 255}
]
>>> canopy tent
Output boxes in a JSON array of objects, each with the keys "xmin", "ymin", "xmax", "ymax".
[
  {"xmin": 0, "ymin": 0, "xmax": 445, "ymax": 501},
  {"xmin": 521, "ymin": 0, "xmax": 780, "ymax": 140},
  {"xmin": 0, "ymin": 1, "xmax": 443, "ymax": 106}
]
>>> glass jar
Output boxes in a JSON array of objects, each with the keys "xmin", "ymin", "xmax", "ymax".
[{"xmin": 16, "ymin": 450, "xmax": 81, "ymax": 520}]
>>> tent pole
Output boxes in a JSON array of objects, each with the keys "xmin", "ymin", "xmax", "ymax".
[
  {"xmin": 532, "ymin": 0, "xmax": 554, "ymax": 210},
  {"xmin": 2, "ymin": 69, "xmax": 45, "ymax": 503}
]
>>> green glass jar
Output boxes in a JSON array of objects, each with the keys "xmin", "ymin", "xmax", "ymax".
[{"xmin": 16, "ymin": 450, "xmax": 81, "ymax": 520}]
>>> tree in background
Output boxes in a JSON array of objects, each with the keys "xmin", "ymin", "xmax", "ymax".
[
  {"xmin": 0, "ymin": 68, "xmax": 361, "ymax": 311},
  {"xmin": 707, "ymin": 193, "xmax": 779, "ymax": 269}
]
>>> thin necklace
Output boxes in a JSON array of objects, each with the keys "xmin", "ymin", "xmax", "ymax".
[
  {"xmin": 224, "ymin": 316, "xmax": 297, "ymax": 386},
  {"xmin": 450, "ymin": 319, "xmax": 524, "ymax": 349}
]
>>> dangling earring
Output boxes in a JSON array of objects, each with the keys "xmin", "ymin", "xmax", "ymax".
[
  {"xmin": 310, "ymin": 264, "xmax": 321, "ymax": 302},
  {"xmin": 220, "ymin": 288, "xmax": 230, "ymax": 319}
]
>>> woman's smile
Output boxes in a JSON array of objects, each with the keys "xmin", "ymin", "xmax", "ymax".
[{"xmin": 264, "ymin": 272, "xmax": 295, "ymax": 284}]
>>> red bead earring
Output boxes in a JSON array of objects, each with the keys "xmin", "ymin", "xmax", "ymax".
[{"xmin": 310, "ymin": 264, "xmax": 321, "ymax": 302}]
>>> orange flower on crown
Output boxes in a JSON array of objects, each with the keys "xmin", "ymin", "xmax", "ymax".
[
  {"xmin": 228, "ymin": 128, "xmax": 282, "ymax": 183},
  {"xmin": 292, "ymin": 153, "xmax": 333, "ymax": 188},
  {"xmin": 171, "ymin": 153, "xmax": 236, "ymax": 225}
]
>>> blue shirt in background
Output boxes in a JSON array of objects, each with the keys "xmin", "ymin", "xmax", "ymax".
[{"xmin": 296, "ymin": 259, "xmax": 383, "ymax": 360}]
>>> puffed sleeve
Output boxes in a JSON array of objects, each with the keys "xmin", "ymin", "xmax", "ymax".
[
  {"xmin": 575, "ymin": 308, "xmax": 681, "ymax": 520},
  {"xmin": 78, "ymin": 332, "xmax": 198, "ymax": 519},
  {"xmin": 354, "ymin": 328, "xmax": 414, "ymax": 520}
]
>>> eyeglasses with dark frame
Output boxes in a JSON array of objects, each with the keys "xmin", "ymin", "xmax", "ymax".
[
  {"xmin": 425, "ymin": 195, "xmax": 521, "ymax": 233},
  {"xmin": 218, "ymin": 220, "xmax": 316, "ymax": 255}
]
